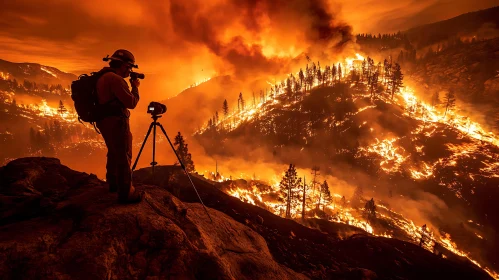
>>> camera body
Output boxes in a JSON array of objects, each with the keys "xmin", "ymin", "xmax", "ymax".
[
  {"xmin": 130, "ymin": 72, "xmax": 145, "ymax": 80},
  {"xmin": 147, "ymin": 101, "xmax": 167, "ymax": 115}
]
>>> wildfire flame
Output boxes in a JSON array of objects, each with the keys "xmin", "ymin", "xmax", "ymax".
[{"xmin": 194, "ymin": 53, "xmax": 499, "ymax": 279}]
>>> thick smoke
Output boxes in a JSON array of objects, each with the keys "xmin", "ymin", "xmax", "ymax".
[{"xmin": 169, "ymin": 0, "xmax": 353, "ymax": 78}]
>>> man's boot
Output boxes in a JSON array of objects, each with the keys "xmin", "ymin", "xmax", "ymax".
[{"xmin": 118, "ymin": 185, "xmax": 144, "ymax": 204}]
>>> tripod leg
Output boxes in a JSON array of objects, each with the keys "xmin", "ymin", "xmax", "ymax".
[
  {"xmin": 132, "ymin": 122, "xmax": 154, "ymax": 171},
  {"xmin": 152, "ymin": 123, "xmax": 157, "ymax": 175},
  {"xmin": 157, "ymin": 123, "xmax": 213, "ymax": 223}
]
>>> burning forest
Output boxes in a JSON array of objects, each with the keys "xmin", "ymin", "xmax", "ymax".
[
  {"xmin": 194, "ymin": 52, "xmax": 499, "ymax": 278},
  {"xmin": 1, "ymin": 2, "xmax": 499, "ymax": 280}
]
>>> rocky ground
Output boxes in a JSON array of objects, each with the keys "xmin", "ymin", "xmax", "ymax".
[{"xmin": 0, "ymin": 157, "xmax": 492, "ymax": 279}]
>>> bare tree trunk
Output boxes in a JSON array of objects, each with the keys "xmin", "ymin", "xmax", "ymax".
[{"xmin": 301, "ymin": 176, "xmax": 306, "ymax": 221}]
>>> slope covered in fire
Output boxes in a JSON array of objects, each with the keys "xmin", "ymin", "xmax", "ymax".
[
  {"xmin": 0, "ymin": 59, "xmax": 104, "ymax": 170},
  {"xmin": 194, "ymin": 56, "xmax": 499, "ymax": 277}
]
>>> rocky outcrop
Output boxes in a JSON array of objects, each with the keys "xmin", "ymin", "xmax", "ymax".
[
  {"xmin": 0, "ymin": 158, "xmax": 492, "ymax": 279},
  {"xmin": 0, "ymin": 158, "xmax": 305, "ymax": 280}
]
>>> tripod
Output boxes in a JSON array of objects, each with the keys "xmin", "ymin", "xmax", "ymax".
[{"xmin": 132, "ymin": 114, "xmax": 213, "ymax": 223}]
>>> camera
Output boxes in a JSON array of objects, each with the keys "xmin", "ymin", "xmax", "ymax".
[
  {"xmin": 130, "ymin": 72, "xmax": 145, "ymax": 80},
  {"xmin": 147, "ymin": 101, "xmax": 167, "ymax": 115}
]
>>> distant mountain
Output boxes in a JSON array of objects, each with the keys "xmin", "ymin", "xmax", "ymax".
[
  {"xmin": 405, "ymin": 6, "xmax": 499, "ymax": 49},
  {"xmin": 0, "ymin": 59, "xmax": 77, "ymax": 87}
]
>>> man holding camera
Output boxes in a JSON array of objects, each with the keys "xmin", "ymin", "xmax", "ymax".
[{"xmin": 96, "ymin": 49, "xmax": 143, "ymax": 204}]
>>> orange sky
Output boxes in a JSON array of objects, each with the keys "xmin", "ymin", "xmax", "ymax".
[{"xmin": 0, "ymin": 0, "xmax": 497, "ymax": 98}]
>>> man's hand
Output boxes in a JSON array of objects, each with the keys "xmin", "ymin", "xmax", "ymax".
[{"xmin": 130, "ymin": 78, "xmax": 140, "ymax": 88}]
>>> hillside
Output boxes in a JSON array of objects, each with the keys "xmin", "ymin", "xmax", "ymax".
[
  {"xmin": 0, "ymin": 157, "xmax": 492, "ymax": 279},
  {"xmin": 0, "ymin": 59, "xmax": 77, "ymax": 88},
  {"xmin": 194, "ymin": 60, "xmax": 499, "ymax": 276},
  {"xmin": 406, "ymin": 37, "xmax": 499, "ymax": 128},
  {"xmin": 405, "ymin": 6, "xmax": 499, "ymax": 49}
]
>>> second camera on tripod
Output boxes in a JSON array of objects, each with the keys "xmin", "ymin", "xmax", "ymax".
[{"xmin": 147, "ymin": 101, "xmax": 167, "ymax": 115}]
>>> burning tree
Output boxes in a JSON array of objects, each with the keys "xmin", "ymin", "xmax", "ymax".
[
  {"xmin": 319, "ymin": 180, "xmax": 331, "ymax": 212},
  {"xmin": 279, "ymin": 164, "xmax": 302, "ymax": 218},
  {"xmin": 369, "ymin": 71, "xmax": 379, "ymax": 100},
  {"xmin": 390, "ymin": 63, "xmax": 404, "ymax": 99},
  {"xmin": 58, "ymin": 100, "xmax": 67, "ymax": 115},
  {"xmin": 174, "ymin": 132, "xmax": 195, "ymax": 172},
  {"xmin": 222, "ymin": 99, "xmax": 229, "ymax": 118},
  {"xmin": 364, "ymin": 198, "xmax": 377, "ymax": 221},
  {"xmin": 238, "ymin": 92, "xmax": 245, "ymax": 111},
  {"xmin": 298, "ymin": 68, "xmax": 304, "ymax": 91},
  {"xmin": 444, "ymin": 89, "xmax": 456, "ymax": 118}
]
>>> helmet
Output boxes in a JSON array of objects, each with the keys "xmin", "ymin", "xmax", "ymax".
[{"xmin": 107, "ymin": 49, "xmax": 138, "ymax": 68}]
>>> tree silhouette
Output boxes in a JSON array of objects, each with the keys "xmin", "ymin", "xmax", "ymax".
[
  {"xmin": 444, "ymin": 89, "xmax": 456, "ymax": 118},
  {"xmin": 332, "ymin": 64, "xmax": 337, "ymax": 84},
  {"xmin": 58, "ymin": 100, "xmax": 67, "ymax": 115},
  {"xmin": 238, "ymin": 92, "xmax": 245, "ymax": 111},
  {"xmin": 369, "ymin": 71, "xmax": 379, "ymax": 100},
  {"xmin": 298, "ymin": 68, "xmax": 304, "ymax": 91},
  {"xmin": 222, "ymin": 99, "xmax": 229, "ymax": 118},
  {"xmin": 174, "ymin": 132, "xmax": 195, "ymax": 172},
  {"xmin": 390, "ymin": 63, "xmax": 404, "ymax": 99},
  {"xmin": 279, "ymin": 164, "xmax": 302, "ymax": 218},
  {"xmin": 320, "ymin": 180, "xmax": 331, "ymax": 212},
  {"xmin": 337, "ymin": 63, "xmax": 342, "ymax": 82},
  {"xmin": 364, "ymin": 198, "xmax": 377, "ymax": 220}
]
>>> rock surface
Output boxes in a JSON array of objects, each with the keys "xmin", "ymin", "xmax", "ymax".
[
  {"xmin": 0, "ymin": 158, "xmax": 305, "ymax": 280},
  {"xmin": 0, "ymin": 158, "xmax": 492, "ymax": 279}
]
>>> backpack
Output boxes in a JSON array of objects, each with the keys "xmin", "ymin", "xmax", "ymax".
[{"xmin": 70, "ymin": 69, "xmax": 116, "ymax": 129}]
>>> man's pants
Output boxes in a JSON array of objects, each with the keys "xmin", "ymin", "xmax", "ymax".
[{"xmin": 96, "ymin": 116, "xmax": 133, "ymax": 201}]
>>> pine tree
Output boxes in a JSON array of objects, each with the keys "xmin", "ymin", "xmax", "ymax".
[
  {"xmin": 286, "ymin": 77, "xmax": 292, "ymax": 95},
  {"xmin": 369, "ymin": 71, "xmax": 379, "ymax": 100},
  {"xmin": 444, "ymin": 89, "xmax": 456, "ymax": 118},
  {"xmin": 223, "ymin": 99, "xmax": 229, "ymax": 118},
  {"xmin": 279, "ymin": 164, "xmax": 302, "ymax": 218},
  {"xmin": 174, "ymin": 132, "xmax": 195, "ymax": 172},
  {"xmin": 321, "ymin": 180, "xmax": 331, "ymax": 212},
  {"xmin": 337, "ymin": 63, "xmax": 342, "ymax": 82},
  {"xmin": 317, "ymin": 69, "xmax": 323, "ymax": 87},
  {"xmin": 58, "ymin": 100, "xmax": 67, "ymax": 115},
  {"xmin": 301, "ymin": 176, "xmax": 307, "ymax": 220},
  {"xmin": 238, "ymin": 92, "xmax": 245, "ymax": 110},
  {"xmin": 324, "ymin": 66, "xmax": 331, "ymax": 86},
  {"xmin": 390, "ymin": 63, "xmax": 404, "ymax": 99},
  {"xmin": 215, "ymin": 111, "xmax": 219, "ymax": 124},
  {"xmin": 298, "ymin": 68, "xmax": 304, "ymax": 91},
  {"xmin": 361, "ymin": 59, "xmax": 367, "ymax": 81},
  {"xmin": 332, "ymin": 64, "xmax": 337, "ymax": 84},
  {"xmin": 364, "ymin": 198, "xmax": 376, "ymax": 220}
]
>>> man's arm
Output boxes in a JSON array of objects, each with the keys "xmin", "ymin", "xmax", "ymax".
[{"xmin": 110, "ymin": 75, "xmax": 140, "ymax": 109}]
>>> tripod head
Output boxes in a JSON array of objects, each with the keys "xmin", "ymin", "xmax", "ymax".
[{"xmin": 151, "ymin": 114, "xmax": 162, "ymax": 122}]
